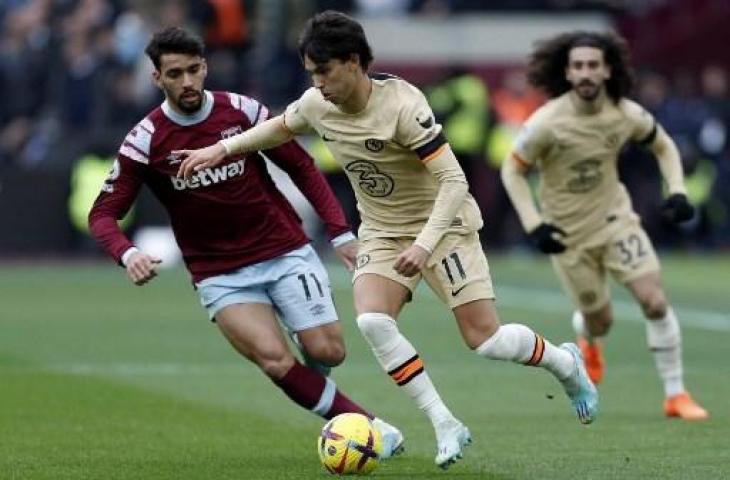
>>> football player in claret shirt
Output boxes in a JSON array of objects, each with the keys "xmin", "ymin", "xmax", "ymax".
[
  {"xmin": 175, "ymin": 11, "xmax": 598, "ymax": 469},
  {"xmin": 88, "ymin": 27, "xmax": 405, "ymax": 456},
  {"xmin": 501, "ymin": 31, "xmax": 708, "ymax": 420}
]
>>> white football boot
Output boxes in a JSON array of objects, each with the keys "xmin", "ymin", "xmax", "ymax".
[
  {"xmin": 372, "ymin": 417, "xmax": 405, "ymax": 459},
  {"xmin": 559, "ymin": 343, "xmax": 599, "ymax": 424},
  {"xmin": 434, "ymin": 418, "xmax": 472, "ymax": 469}
]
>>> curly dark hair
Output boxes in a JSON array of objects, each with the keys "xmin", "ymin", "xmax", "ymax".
[
  {"xmin": 298, "ymin": 10, "xmax": 373, "ymax": 69},
  {"xmin": 527, "ymin": 31, "xmax": 634, "ymax": 103},
  {"xmin": 145, "ymin": 27, "xmax": 205, "ymax": 70}
]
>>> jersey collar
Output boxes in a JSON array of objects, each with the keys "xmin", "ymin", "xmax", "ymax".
[{"xmin": 162, "ymin": 90, "xmax": 214, "ymax": 126}]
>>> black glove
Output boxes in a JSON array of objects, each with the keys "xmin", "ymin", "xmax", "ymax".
[
  {"xmin": 661, "ymin": 193, "xmax": 694, "ymax": 224},
  {"xmin": 528, "ymin": 223, "xmax": 567, "ymax": 254}
]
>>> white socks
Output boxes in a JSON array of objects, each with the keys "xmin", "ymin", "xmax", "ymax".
[
  {"xmin": 646, "ymin": 307, "xmax": 684, "ymax": 397},
  {"xmin": 572, "ymin": 310, "xmax": 598, "ymax": 342},
  {"xmin": 475, "ymin": 324, "xmax": 575, "ymax": 381},
  {"xmin": 574, "ymin": 306, "xmax": 685, "ymax": 398},
  {"xmin": 356, "ymin": 313, "xmax": 455, "ymax": 426}
]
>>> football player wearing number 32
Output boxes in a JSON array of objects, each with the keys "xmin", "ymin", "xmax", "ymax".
[
  {"xmin": 501, "ymin": 31, "xmax": 708, "ymax": 420},
  {"xmin": 176, "ymin": 11, "xmax": 598, "ymax": 469}
]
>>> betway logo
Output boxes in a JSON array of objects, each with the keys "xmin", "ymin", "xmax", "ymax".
[{"xmin": 170, "ymin": 159, "xmax": 245, "ymax": 190}]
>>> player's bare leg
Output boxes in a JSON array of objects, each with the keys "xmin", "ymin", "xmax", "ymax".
[
  {"xmin": 454, "ymin": 299, "xmax": 598, "ymax": 424},
  {"xmin": 289, "ymin": 322, "xmax": 346, "ymax": 376},
  {"xmin": 626, "ymin": 272, "xmax": 708, "ymax": 420},
  {"xmin": 216, "ymin": 303, "xmax": 297, "ymax": 378},
  {"xmin": 354, "ymin": 273, "xmax": 455, "ymax": 467},
  {"xmin": 571, "ymin": 304, "xmax": 612, "ymax": 384},
  {"xmin": 215, "ymin": 303, "xmax": 388, "ymax": 422},
  {"xmin": 297, "ymin": 322, "xmax": 346, "ymax": 366}
]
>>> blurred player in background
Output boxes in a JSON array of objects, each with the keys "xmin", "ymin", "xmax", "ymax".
[
  {"xmin": 88, "ymin": 27, "xmax": 406, "ymax": 454},
  {"xmin": 501, "ymin": 31, "xmax": 708, "ymax": 420},
  {"xmin": 175, "ymin": 11, "xmax": 598, "ymax": 468}
]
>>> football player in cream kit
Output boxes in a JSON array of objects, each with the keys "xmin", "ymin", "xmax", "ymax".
[
  {"xmin": 176, "ymin": 11, "xmax": 598, "ymax": 468},
  {"xmin": 88, "ymin": 26, "xmax": 407, "ymax": 457},
  {"xmin": 501, "ymin": 31, "xmax": 708, "ymax": 420}
]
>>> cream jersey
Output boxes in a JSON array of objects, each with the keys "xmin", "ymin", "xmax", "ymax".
[
  {"xmin": 283, "ymin": 74, "xmax": 482, "ymax": 241},
  {"xmin": 513, "ymin": 91, "xmax": 656, "ymax": 245}
]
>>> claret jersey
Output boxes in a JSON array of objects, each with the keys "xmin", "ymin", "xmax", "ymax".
[{"xmin": 89, "ymin": 90, "xmax": 350, "ymax": 282}]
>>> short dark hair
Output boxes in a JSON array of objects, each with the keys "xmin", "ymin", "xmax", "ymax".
[
  {"xmin": 145, "ymin": 27, "xmax": 205, "ymax": 70},
  {"xmin": 527, "ymin": 31, "xmax": 634, "ymax": 103},
  {"xmin": 298, "ymin": 10, "xmax": 373, "ymax": 69}
]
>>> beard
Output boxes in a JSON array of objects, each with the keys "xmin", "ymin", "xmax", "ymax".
[
  {"xmin": 574, "ymin": 81, "xmax": 601, "ymax": 101},
  {"xmin": 176, "ymin": 90, "xmax": 203, "ymax": 113}
]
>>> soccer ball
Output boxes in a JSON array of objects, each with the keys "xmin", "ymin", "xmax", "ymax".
[{"xmin": 317, "ymin": 413, "xmax": 382, "ymax": 475}]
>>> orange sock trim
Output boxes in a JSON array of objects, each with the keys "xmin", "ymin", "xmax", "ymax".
[
  {"xmin": 526, "ymin": 334, "xmax": 545, "ymax": 366},
  {"xmin": 388, "ymin": 355, "xmax": 425, "ymax": 386}
]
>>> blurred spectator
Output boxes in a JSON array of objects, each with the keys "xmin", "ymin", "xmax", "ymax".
[
  {"xmin": 194, "ymin": 0, "xmax": 249, "ymax": 49},
  {"xmin": 698, "ymin": 66, "xmax": 729, "ymax": 157},
  {"xmin": 190, "ymin": 0, "xmax": 252, "ymax": 91},
  {"xmin": 0, "ymin": 1, "xmax": 52, "ymax": 117},
  {"xmin": 60, "ymin": 33, "xmax": 101, "ymax": 128},
  {"xmin": 0, "ymin": 0, "xmax": 54, "ymax": 167},
  {"xmin": 699, "ymin": 65, "xmax": 730, "ymax": 246},
  {"xmin": 0, "ymin": 117, "xmax": 32, "ymax": 168},
  {"xmin": 251, "ymin": 0, "xmax": 312, "ymax": 109},
  {"xmin": 491, "ymin": 70, "xmax": 543, "ymax": 127},
  {"xmin": 113, "ymin": 8, "xmax": 151, "ymax": 67}
]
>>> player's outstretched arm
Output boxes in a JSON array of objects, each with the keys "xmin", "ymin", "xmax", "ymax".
[
  {"xmin": 175, "ymin": 142, "xmax": 228, "ymax": 180},
  {"xmin": 176, "ymin": 115, "xmax": 295, "ymax": 179}
]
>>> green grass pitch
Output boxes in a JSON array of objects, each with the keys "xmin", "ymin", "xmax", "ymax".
[{"xmin": 1, "ymin": 253, "xmax": 728, "ymax": 479}]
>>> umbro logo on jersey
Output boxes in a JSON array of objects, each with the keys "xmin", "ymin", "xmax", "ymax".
[
  {"xmin": 169, "ymin": 159, "xmax": 245, "ymax": 190},
  {"xmin": 221, "ymin": 125, "xmax": 243, "ymax": 139}
]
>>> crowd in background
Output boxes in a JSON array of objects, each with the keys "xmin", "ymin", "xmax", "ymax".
[{"xmin": 1, "ymin": 0, "xmax": 728, "ymax": 252}]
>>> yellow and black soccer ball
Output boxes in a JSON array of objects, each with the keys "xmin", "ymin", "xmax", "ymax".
[{"xmin": 317, "ymin": 413, "xmax": 383, "ymax": 475}]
